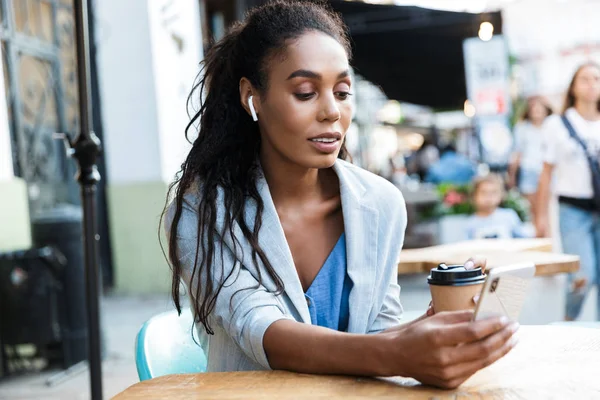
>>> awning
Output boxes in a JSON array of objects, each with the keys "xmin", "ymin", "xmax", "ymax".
[{"xmin": 330, "ymin": 1, "xmax": 503, "ymax": 109}]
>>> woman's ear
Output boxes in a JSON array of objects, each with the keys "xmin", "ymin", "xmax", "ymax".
[{"xmin": 239, "ymin": 78, "xmax": 259, "ymax": 121}]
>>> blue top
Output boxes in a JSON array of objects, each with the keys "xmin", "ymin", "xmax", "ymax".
[
  {"xmin": 465, "ymin": 208, "xmax": 530, "ymax": 240},
  {"xmin": 304, "ymin": 233, "xmax": 352, "ymax": 331}
]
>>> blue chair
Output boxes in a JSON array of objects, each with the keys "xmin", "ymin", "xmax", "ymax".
[{"xmin": 135, "ymin": 308, "xmax": 208, "ymax": 381}]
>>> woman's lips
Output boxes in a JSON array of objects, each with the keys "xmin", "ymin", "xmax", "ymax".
[{"xmin": 308, "ymin": 137, "xmax": 340, "ymax": 153}]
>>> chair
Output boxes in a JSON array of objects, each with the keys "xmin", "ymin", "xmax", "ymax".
[{"xmin": 135, "ymin": 308, "xmax": 208, "ymax": 381}]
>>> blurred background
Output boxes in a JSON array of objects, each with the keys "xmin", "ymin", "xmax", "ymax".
[{"xmin": 0, "ymin": 0, "xmax": 599, "ymax": 398}]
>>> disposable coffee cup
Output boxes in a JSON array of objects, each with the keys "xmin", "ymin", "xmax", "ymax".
[{"xmin": 428, "ymin": 263, "xmax": 486, "ymax": 312}]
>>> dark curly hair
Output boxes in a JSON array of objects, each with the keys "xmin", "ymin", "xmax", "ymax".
[{"xmin": 161, "ymin": 0, "xmax": 352, "ymax": 335}]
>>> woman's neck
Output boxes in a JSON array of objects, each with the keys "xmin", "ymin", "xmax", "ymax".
[
  {"xmin": 260, "ymin": 151, "xmax": 334, "ymax": 207},
  {"xmin": 574, "ymin": 101, "xmax": 600, "ymax": 121}
]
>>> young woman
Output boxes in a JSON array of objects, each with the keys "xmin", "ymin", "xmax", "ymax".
[
  {"xmin": 537, "ymin": 63, "xmax": 600, "ymax": 321},
  {"xmin": 508, "ymin": 96, "xmax": 553, "ymax": 226},
  {"xmin": 163, "ymin": 1, "xmax": 517, "ymax": 389}
]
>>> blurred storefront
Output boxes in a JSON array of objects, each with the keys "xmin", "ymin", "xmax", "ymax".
[
  {"xmin": 1, "ymin": 1, "xmax": 80, "ymax": 254},
  {"xmin": 1, "ymin": 0, "xmax": 204, "ymax": 294},
  {"xmin": 0, "ymin": 0, "xmax": 98, "ymax": 374},
  {"xmin": 0, "ymin": 0, "xmax": 118, "ymax": 283}
]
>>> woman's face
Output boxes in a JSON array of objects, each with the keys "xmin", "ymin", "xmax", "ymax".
[
  {"xmin": 572, "ymin": 65, "xmax": 600, "ymax": 105},
  {"xmin": 253, "ymin": 31, "xmax": 353, "ymax": 170},
  {"xmin": 528, "ymin": 99, "xmax": 548, "ymax": 124}
]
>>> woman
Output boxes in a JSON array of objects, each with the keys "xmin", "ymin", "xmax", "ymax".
[
  {"xmin": 508, "ymin": 96, "xmax": 553, "ymax": 226},
  {"xmin": 537, "ymin": 62, "xmax": 600, "ymax": 321},
  {"xmin": 163, "ymin": 1, "xmax": 517, "ymax": 389}
]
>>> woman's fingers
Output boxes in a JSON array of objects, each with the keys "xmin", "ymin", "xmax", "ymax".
[
  {"xmin": 464, "ymin": 256, "xmax": 487, "ymax": 271},
  {"xmin": 413, "ymin": 327, "xmax": 518, "ymax": 390},
  {"xmin": 426, "ymin": 306, "xmax": 435, "ymax": 317},
  {"xmin": 426, "ymin": 300, "xmax": 435, "ymax": 316},
  {"xmin": 445, "ymin": 322, "xmax": 518, "ymax": 364},
  {"xmin": 435, "ymin": 330, "xmax": 519, "ymax": 386},
  {"xmin": 431, "ymin": 316, "xmax": 511, "ymax": 347}
]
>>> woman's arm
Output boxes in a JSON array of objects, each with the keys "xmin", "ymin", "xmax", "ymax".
[
  {"xmin": 536, "ymin": 162, "xmax": 554, "ymax": 237},
  {"xmin": 507, "ymin": 152, "xmax": 521, "ymax": 189},
  {"xmin": 264, "ymin": 320, "xmax": 387, "ymax": 376},
  {"xmin": 263, "ymin": 247, "xmax": 514, "ymax": 390},
  {"xmin": 264, "ymin": 311, "xmax": 517, "ymax": 389},
  {"xmin": 508, "ymin": 124, "xmax": 526, "ymax": 189},
  {"xmin": 535, "ymin": 115, "xmax": 561, "ymax": 238}
]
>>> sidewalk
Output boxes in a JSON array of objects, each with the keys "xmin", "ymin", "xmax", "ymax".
[{"xmin": 0, "ymin": 294, "xmax": 173, "ymax": 400}]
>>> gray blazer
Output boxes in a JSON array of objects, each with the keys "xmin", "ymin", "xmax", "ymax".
[{"xmin": 165, "ymin": 159, "xmax": 407, "ymax": 372}]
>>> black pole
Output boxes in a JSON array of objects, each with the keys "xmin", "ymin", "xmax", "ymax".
[
  {"xmin": 88, "ymin": 0, "xmax": 114, "ymax": 288},
  {"xmin": 70, "ymin": 0, "xmax": 103, "ymax": 399}
]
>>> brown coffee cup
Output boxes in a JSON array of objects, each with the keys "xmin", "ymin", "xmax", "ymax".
[{"xmin": 428, "ymin": 263, "xmax": 486, "ymax": 312}]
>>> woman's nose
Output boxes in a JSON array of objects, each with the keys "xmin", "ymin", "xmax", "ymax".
[{"xmin": 318, "ymin": 93, "xmax": 341, "ymax": 122}]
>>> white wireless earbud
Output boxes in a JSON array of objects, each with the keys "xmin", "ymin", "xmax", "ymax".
[{"xmin": 248, "ymin": 95, "xmax": 258, "ymax": 121}]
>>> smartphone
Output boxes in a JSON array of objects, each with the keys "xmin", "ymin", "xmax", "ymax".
[{"xmin": 473, "ymin": 263, "xmax": 535, "ymax": 322}]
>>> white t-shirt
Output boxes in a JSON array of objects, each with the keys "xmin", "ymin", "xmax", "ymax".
[
  {"xmin": 543, "ymin": 108, "xmax": 600, "ymax": 198},
  {"xmin": 513, "ymin": 121, "xmax": 545, "ymax": 172}
]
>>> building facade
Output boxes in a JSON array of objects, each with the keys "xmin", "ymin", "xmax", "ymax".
[{"xmin": 1, "ymin": 0, "xmax": 204, "ymax": 293}]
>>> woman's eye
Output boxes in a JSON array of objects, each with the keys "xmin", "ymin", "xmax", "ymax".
[
  {"xmin": 336, "ymin": 91, "xmax": 353, "ymax": 100},
  {"xmin": 294, "ymin": 92, "xmax": 315, "ymax": 101}
]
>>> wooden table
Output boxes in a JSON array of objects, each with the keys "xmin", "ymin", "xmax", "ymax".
[
  {"xmin": 398, "ymin": 238, "xmax": 579, "ymax": 276},
  {"xmin": 114, "ymin": 326, "xmax": 600, "ymax": 399}
]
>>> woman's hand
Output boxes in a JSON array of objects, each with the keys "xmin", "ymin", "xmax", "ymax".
[
  {"xmin": 382, "ymin": 310, "xmax": 519, "ymax": 389},
  {"xmin": 463, "ymin": 256, "xmax": 487, "ymax": 272},
  {"xmin": 535, "ymin": 216, "xmax": 551, "ymax": 238}
]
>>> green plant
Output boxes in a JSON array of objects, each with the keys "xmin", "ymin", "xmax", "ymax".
[{"xmin": 420, "ymin": 183, "xmax": 530, "ymax": 222}]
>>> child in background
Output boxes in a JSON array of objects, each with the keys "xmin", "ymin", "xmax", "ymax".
[{"xmin": 465, "ymin": 174, "xmax": 530, "ymax": 239}]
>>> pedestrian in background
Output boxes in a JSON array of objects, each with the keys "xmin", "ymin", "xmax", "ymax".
[
  {"xmin": 508, "ymin": 96, "xmax": 553, "ymax": 227},
  {"xmin": 537, "ymin": 62, "xmax": 600, "ymax": 321}
]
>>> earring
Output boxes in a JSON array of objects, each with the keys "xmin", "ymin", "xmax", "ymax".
[{"xmin": 248, "ymin": 95, "xmax": 258, "ymax": 122}]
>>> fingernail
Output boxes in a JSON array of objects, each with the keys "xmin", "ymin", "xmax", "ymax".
[
  {"xmin": 472, "ymin": 294, "xmax": 480, "ymax": 304},
  {"xmin": 511, "ymin": 322, "xmax": 520, "ymax": 333},
  {"xmin": 499, "ymin": 316, "xmax": 509, "ymax": 325},
  {"xmin": 464, "ymin": 260, "xmax": 475, "ymax": 269}
]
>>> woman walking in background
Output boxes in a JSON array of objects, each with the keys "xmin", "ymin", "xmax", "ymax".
[
  {"xmin": 537, "ymin": 63, "xmax": 600, "ymax": 321},
  {"xmin": 508, "ymin": 96, "xmax": 552, "ymax": 227},
  {"xmin": 162, "ymin": 0, "xmax": 517, "ymax": 388}
]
